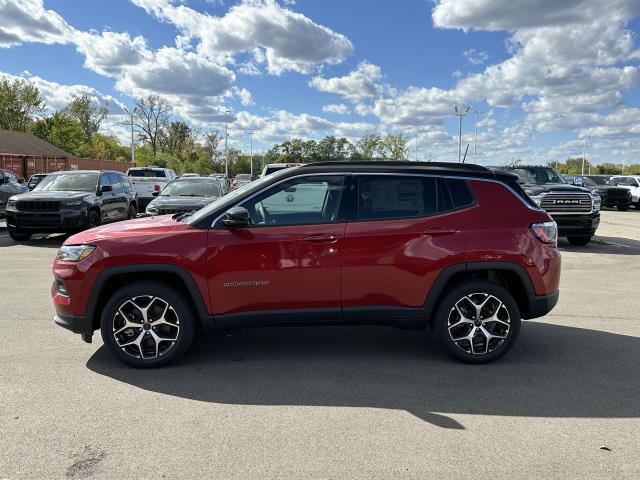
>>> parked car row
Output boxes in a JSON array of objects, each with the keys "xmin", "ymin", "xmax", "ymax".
[{"xmin": 562, "ymin": 174, "xmax": 637, "ymax": 211}]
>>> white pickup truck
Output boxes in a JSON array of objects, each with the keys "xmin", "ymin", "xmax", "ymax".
[{"xmin": 126, "ymin": 167, "xmax": 177, "ymax": 212}]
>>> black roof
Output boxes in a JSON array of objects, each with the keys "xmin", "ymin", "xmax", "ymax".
[
  {"xmin": 0, "ymin": 129, "xmax": 71, "ymax": 157},
  {"xmin": 298, "ymin": 161, "xmax": 516, "ymax": 182}
]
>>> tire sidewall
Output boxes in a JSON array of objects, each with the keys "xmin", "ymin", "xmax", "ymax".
[
  {"xmin": 434, "ymin": 280, "xmax": 521, "ymax": 364},
  {"xmin": 8, "ymin": 228, "xmax": 31, "ymax": 241},
  {"xmin": 100, "ymin": 281, "xmax": 196, "ymax": 368},
  {"xmin": 88, "ymin": 210, "xmax": 100, "ymax": 229}
]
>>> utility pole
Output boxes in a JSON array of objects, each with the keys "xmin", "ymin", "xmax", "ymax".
[
  {"xmin": 224, "ymin": 109, "xmax": 231, "ymax": 178},
  {"xmin": 248, "ymin": 131, "xmax": 255, "ymax": 178},
  {"xmin": 123, "ymin": 106, "xmax": 137, "ymax": 165},
  {"xmin": 581, "ymin": 136, "xmax": 587, "ymax": 175},
  {"xmin": 472, "ymin": 110, "xmax": 483, "ymax": 164},
  {"xmin": 415, "ymin": 133, "xmax": 418, "ymax": 161},
  {"xmin": 455, "ymin": 105, "xmax": 470, "ymax": 163}
]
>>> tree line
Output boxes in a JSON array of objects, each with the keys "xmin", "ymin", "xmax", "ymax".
[{"xmin": 549, "ymin": 157, "xmax": 640, "ymax": 176}]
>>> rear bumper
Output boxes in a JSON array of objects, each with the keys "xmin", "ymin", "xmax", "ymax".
[
  {"xmin": 54, "ymin": 312, "xmax": 93, "ymax": 334},
  {"xmin": 523, "ymin": 290, "xmax": 559, "ymax": 320}
]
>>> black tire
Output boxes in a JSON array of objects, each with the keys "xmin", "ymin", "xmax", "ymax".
[
  {"xmin": 617, "ymin": 205, "xmax": 629, "ymax": 211},
  {"xmin": 433, "ymin": 280, "xmax": 521, "ymax": 364},
  {"xmin": 8, "ymin": 228, "xmax": 32, "ymax": 241},
  {"xmin": 567, "ymin": 236, "xmax": 591, "ymax": 246},
  {"xmin": 87, "ymin": 209, "xmax": 101, "ymax": 229},
  {"xmin": 127, "ymin": 203, "xmax": 137, "ymax": 219},
  {"xmin": 636, "ymin": 203, "xmax": 640, "ymax": 210},
  {"xmin": 100, "ymin": 281, "xmax": 196, "ymax": 368}
]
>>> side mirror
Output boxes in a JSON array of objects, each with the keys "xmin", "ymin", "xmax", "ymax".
[
  {"xmin": 152, "ymin": 190, "xmax": 160, "ymax": 196},
  {"xmin": 573, "ymin": 177, "xmax": 583, "ymax": 186},
  {"xmin": 100, "ymin": 185, "xmax": 112, "ymax": 193},
  {"xmin": 222, "ymin": 206, "xmax": 250, "ymax": 228}
]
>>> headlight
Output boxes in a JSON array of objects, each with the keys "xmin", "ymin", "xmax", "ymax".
[
  {"xmin": 591, "ymin": 192, "xmax": 601, "ymax": 211},
  {"xmin": 529, "ymin": 194, "xmax": 544, "ymax": 206},
  {"xmin": 57, "ymin": 245, "xmax": 96, "ymax": 262},
  {"xmin": 146, "ymin": 206, "xmax": 159, "ymax": 215},
  {"xmin": 7, "ymin": 197, "xmax": 17, "ymax": 207},
  {"xmin": 62, "ymin": 199, "xmax": 82, "ymax": 207}
]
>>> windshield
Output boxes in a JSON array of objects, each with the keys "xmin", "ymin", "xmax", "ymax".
[
  {"xmin": 33, "ymin": 173, "xmax": 98, "ymax": 192},
  {"xmin": 504, "ymin": 167, "xmax": 565, "ymax": 185},
  {"xmin": 162, "ymin": 179, "xmax": 221, "ymax": 197},
  {"xmin": 611, "ymin": 177, "xmax": 639, "ymax": 186},
  {"xmin": 188, "ymin": 171, "xmax": 286, "ymax": 224},
  {"xmin": 128, "ymin": 169, "xmax": 166, "ymax": 178},
  {"xmin": 235, "ymin": 174, "xmax": 252, "ymax": 181},
  {"xmin": 584, "ymin": 176, "xmax": 607, "ymax": 185}
]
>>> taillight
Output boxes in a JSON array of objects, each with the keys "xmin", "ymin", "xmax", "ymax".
[
  {"xmin": 530, "ymin": 221, "xmax": 557, "ymax": 244},
  {"xmin": 154, "ymin": 184, "xmax": 161, "ymax": 192}
]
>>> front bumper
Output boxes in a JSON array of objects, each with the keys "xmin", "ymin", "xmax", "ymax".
[
  {"xmin": 551, "ymin": 212, "xmax": 600, "ymax": 237},
  {"xmin": 523, "ymin": 290, "xmax": 559, "ymax": 320},
  {"xmin": 6, "ymin": 208, "xmax": 89, "ymax": 232},
  {"xmin": 54, "ymin": 312, "xmax": 93, "ymax": 334}
]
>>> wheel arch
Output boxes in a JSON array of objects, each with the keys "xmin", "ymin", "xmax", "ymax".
[
  {"xmin": 424, "ymin": 261, "xmax": 536, "ymax": 323},
  {"xmin": 87, "ymin": 264, "xmax": 209, "ymax": 331}
]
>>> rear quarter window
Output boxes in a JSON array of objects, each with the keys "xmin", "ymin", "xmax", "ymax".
[
  {"xmin": 357, "ymin": 175, "xmax": 437, "ymax": 220},
  {"xmin": 446, "ymin": 179, "xmax": 475, "ymax": 209}
]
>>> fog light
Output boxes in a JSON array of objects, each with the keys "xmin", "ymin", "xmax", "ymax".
[{"xmin": 55, "ymin": 279, "xmax": 69, "ymax": 296}]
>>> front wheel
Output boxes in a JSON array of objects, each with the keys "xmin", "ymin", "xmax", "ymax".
[
  {"xmin": 8, "ymin": 228, "xmax": 32, "ymax": 241},
  {"xmin": 433, "ymin": 280, "xmax": 521, "ymax": 364},
  {"xmin": 87, "ymin": 210, "xmax": 101, "ymax": 229},
  {"xmin": 100, "ymin": 281, "xmax": 196, "ymax": 368},
  {"xmin": 127, "ymin": 204, "xmax": 137, "ymax": 219},
  {"xmin": 567, "ymin": 236, "xmax": 591, "ymax": 246},
  {"xmin": 617, "ymin": 205, "xmax": 629, "ymax": 211}
]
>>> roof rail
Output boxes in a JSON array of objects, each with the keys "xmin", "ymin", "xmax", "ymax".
[{"xmin": 303, "ymin": 160, "xmax": 489, "ymax": 171}]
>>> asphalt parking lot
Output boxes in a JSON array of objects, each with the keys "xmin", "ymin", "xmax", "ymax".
[{"xmin": 1, "ymin": 210, "xmax": 639, "ymax": 479}]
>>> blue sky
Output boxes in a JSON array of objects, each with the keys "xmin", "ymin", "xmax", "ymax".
[{"xmin": 0, "ymin": 0, "xmax": 639, "ymax": 164}]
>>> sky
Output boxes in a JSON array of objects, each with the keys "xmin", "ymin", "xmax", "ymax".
[{"xmin": 0, "ymin": 0, "xmax": 639, "ymax": 165}]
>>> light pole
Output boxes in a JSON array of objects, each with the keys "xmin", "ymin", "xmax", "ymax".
[
  {"xmin": 223, "ymin": 109, "xmax": 231, "ymax": 178},
  {"xmin": 581, "ymin": 136, "xmax": 587, "ymax": 175},
  {"xmin": 472, "ymin": 110, "xmax": 483, "ymax": 164},
  {"xmin": 247, "ymin": 131, "xmax": 255, "ymax": 178},
  {"xmin": 415, "ymin": 133, "xmax": 418, "ymax": 161},
  {"xmin": 123, "ymin": 106, "xmax": 137, "ymax": 165},
  {"xmin": 455, "ymin": 105, "xmax": 470, "ymax": 163}
]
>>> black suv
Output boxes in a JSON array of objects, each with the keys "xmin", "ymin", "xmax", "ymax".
[
  {"xmin": 6, "ymin": 170, "xmax": 138, "ymax": 241},
  {"xmin": 0, "ymin": 169, "xmax": 27, "ymax": 217},
  {"xmin": 493, "ymin": 165, "xmax": 600, "ymax": 246}
]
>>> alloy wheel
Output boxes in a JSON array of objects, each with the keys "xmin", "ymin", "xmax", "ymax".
[
  {"xmin": 447, "ymin": 293, "xmax": 511, "ymax": 355},
  {"xmin": 112, "ymin": 295, "xmax": 180, "ymax": 360}
]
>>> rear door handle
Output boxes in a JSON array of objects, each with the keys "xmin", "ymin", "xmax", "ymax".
[
  {"xmin": 422, "ymin": 227, "xmax": 458, "ymax": 236},
  {"xmin": 303, "ymin": 234, "xmax": 337, "ymax": 243}
]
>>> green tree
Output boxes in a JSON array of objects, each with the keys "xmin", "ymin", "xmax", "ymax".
[
  {"xmin": 381, "ymin": 134, "xmax": 409, "ymax": 160},
  {"xmin": 161, "ymin": 121, "xmax": 192, "ymax": 155},
  {"xmin": 0, "ymin": 76, "xmax": 46, "ymax": 132},
  {"xmin": 317, "ymin": 136, "xmax": 352, "ymax": 161},
  {"xmin": 63, "ymin": 94, "xmax": 108, "ymax": 143},
  {"xmin": 77, "ymin": 133, "xmax": 129, "ymax": 161},
  {"xmin": 131, "ymin": 95, "xmax": 172, "ymax": 158},
  {"xmin": 356, "ymin": 134, "xmax": 383, "ymax": 159},
  {"xmin": 32, "ymin": 112, "xmax": 84, "ymax": 155}
]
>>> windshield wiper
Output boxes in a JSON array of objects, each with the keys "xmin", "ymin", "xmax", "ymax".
[
  {"xmin": 178, "ymin": 194, "xmax": 200, "ymax": 197},
  {"xmin": 172, "ymin": 212, "xmax": 192, "ymax": 222}
]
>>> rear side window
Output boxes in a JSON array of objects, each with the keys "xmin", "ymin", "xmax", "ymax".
[
  {"xmin": 357, "ymin": 176, "xmax": 437, "ymax": 220},
  {"xmin": 446, "ymin": 179, "xmax": 475, "ymax": 209}
]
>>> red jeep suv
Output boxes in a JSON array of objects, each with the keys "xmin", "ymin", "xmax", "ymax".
[{"xmin": 52, "ymin": 162, "xmax": 560, "ymax": 368}]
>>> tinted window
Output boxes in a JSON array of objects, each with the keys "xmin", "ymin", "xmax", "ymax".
[
  {"xmin": 119, "ymin": 175, "xmax": 132, "ymax": 188},
  {"xmin": 357, "ymin": 175, "xmax": 437, "ymax": 220},
  {"xmin": 108, "ymin": 173, "xmax": 122, "ymax": 189},
  {"xmin": 446, "ymin": 179, "xmax": 474, "ymax": 208},
  {"xmin": 99, "ymin": 174, "xmax": 111, "ymax": 188},
  {"xmin": 162, "ymin": 179, "xmax": 221, "ymax": 197},
  {"xmin": 128, "ymin": 169, "xmax": 167, "ymax": 178},
  {"xmin": 34, "ymin": 173, "xmax": 99, "ymax": 192},
  {"xmin": 241, "ymin": 175, "xmax": 345, "ymax": 226}
]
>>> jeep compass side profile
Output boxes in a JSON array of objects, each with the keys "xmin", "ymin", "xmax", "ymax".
[{"xmin": 52, "ymin": 162, "xmax": 561, "ymax": 368}]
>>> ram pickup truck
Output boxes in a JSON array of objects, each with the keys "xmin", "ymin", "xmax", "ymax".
[{"xmin": 126, "ymin": 167, "xmax": 177, "ymax": 212}]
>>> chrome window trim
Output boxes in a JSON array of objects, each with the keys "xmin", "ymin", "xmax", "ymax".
[{"xmin": 210, "ymin": 171, "xmax": 543, "ymax": 227}]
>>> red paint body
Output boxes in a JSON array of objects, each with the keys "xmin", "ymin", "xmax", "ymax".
[{"xmin": 53, "ymin": 179, "xmax": 560, "ymax": 320}]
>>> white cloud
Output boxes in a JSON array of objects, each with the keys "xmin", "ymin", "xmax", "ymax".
[
  {"xmin": 75, "ymin": 31, "xmax": 151, "ymax": 77},
  {"xmin": 131, "ymin": 0, "xmax": 353, "ymax": 74},
  {"xmin": 322, "ymin": 103, "xmax": 350, "ymax": 115},
  {"xmin": 0, "ymin": 0, "xmax": 73, "ymax": 47},
  {"xmin": 462, "ymin": 49, "xmax": 489, "ymax": 65},
  {"xmin": 309, "ymin": 61, "xmax": 384, "ymax": 102}
]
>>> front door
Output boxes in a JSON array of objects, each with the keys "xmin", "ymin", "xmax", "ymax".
[{"xmin": 206, "ymin": 174, "xmax": 348, "ymax": 319}]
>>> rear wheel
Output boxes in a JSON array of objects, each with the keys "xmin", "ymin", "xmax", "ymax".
[
  {"xmin": 127, "ymin": 204, "xmax": 137, "ymax": 219},
  {"xmin": 567, "ymin": 236, "xmax": 591, "ymax": 246},
  {"xmin": 100, "ymin": 281, "xmax": 195, "ymax": 368},
  {"xmin": 8, "ymin": 228, "xmax": 32, "ymax": 241},
  {"xmin": 433, "ymin": 280, "xmax": 521, "ymax": 364}
]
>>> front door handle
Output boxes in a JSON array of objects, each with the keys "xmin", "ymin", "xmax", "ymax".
[
  {"xmin": 422, "ymin": 227, "xmax": 458, "ymax": 236},
  {"xmin": 302, "ymin": 234, "xmax": 337, "ymax": 243}
]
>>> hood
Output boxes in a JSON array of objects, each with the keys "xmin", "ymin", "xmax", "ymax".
[
  {"xmin": 66, "ymin": 215, "xmax": 183, "ymax": 244},
  {"xmin": 148, "ymin": 195, "xmax": 217, "ymax": 208},
  {"xmin": 522, "ymin": 183, "xmax": 591, "ymax": 196},
  {"xmin": 12, "ymin": 190, "xmax": 93, "ymax": 201}
]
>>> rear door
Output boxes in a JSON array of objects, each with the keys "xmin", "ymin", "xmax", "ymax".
[
  {"xmin": 341, "ymin": 174, "xmax": 467, "ymax": 313},
  {"xmin": 206, "ymin": 174, "xmax": 348, "ymax": 318},
  {"xmin": 107, "ymin": 173, "xmax": 128, "ymax": 219}
]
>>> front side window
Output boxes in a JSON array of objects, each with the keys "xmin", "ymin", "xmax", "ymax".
[
  {"xmin": 357, "ymin": 175, "xmax": 437, "ymax": 220},
  {"xmin": 240, "ymin": 175, "xmax": 345, "ymax": 226}
]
